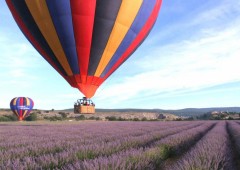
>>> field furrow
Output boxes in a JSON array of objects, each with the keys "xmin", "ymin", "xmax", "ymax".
[
  {"xmin": 0, "ymin": 121, "xmax": 203, "ymax": 169},
  {"xmin": 226, "ymin": 121, "xmax": 240, "ymax": 168},
  {"xmin": 0, "ymin": 121, "xmax": 238, "ymax": 170},
  {"xmin": 166, "ymin": 121, "xmax": 236, "ymax": 170},
  {"xmin": 61, "ymin": 122, "xmax": 215, "ymax": 170}
]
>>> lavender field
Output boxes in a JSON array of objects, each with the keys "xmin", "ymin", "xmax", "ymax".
[{"xmin": 0, "ymin": 121, "xmax": 240, "ymax": 170}]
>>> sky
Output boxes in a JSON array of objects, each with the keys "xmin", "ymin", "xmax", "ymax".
[{"xmin": 0, "ymin": 0, "xmax": 240, "ymax": 110}]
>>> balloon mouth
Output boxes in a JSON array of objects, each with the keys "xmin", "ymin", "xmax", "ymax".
[
  {"xmin": 68, "ymin": 76, "xmax": 103, "ymax": 98},
  {"xmin": 18, "ymin": 117, "xmax": 23, "ymax": 121},
  {"xmin": 78, "ymin": 83, "xmax": 99, "ymax": 98}
]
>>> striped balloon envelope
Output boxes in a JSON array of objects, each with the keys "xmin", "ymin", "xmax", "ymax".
[
  {"xmin": 10, "ymin": 97, "xmax": 34, "ymax": 121},
  {"xmin": 6, "ymin": 0, "xmax": 162, "ymax": 98}
]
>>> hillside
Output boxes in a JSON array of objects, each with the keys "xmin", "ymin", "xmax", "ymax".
[
  {"xmin": 0, "ymin": 109, "xmax": 178, "ymax": 121},
  {"xmin": 1, "ymin": 107, "xmax": 240, "ymax": 121},
  {"xmin": 64, "ymin": 107, "xmax": 240, "ymax": 117}
]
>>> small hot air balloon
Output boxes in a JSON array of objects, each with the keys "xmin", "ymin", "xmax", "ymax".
[
  {"xmin": 10, "ymin": 97, "xmax": 34, "ymax": 121},
  {"xmin": 6, "ymin": 0, "xmax": 162, "ymax": 98}
]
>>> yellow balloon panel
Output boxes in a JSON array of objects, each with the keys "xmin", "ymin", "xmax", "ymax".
[
  {"xmin": 94, "ymin": 0, "xmax": 143, "ymax": 77},
  {"xmin": 25, "ymin": 0, "xmax": 73, "ymax": 76}
]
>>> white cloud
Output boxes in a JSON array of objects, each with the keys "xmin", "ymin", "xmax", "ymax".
[
  {"xmin": 148, "ymin": 0, "xmax": 240, "ymax": 47},
  {"xmin": 95, "ymin": 19, "xmax": 240, "ymax": 106},
  {"xmin": 0, "ymin": 30, "xmax": 43, "ymax": 81}
]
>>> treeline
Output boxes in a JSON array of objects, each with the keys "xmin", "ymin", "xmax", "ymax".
[
  {"xmin": 187, "ymin": 112, "xmax": 240, "ymax": 120},
  {"xmin": 104, "ymin": 116, "xmax": 157, "ymax": 121},
  {"xmin": 0, "ymin": 112, "xmax": 161, "ymax": 122},
  {"xmin": 44, "ymin": 114, "xmax": 159, "ymax": 122},
  {"xmin": 0, "ymin": 115, "xmax": 18, "ymax": 121},
  {"xmin": 0, "ymin": 112, "xmax": 38, "ymax": 122}
]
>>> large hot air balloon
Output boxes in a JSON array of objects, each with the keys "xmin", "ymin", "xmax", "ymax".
[
  {"xmin": 6, "ymin": 0, "xmax": 162, "ymax": 98},
  {"xmin": 10, "ymin": 97, "xmax": 34, "ymax": 121}
]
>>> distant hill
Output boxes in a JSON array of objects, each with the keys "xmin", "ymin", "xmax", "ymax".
[
  {"xmin": 63, "ymin": 107, "xmax": 240, "ymax": 117},
  {"xmin": 1, "ymin": 107, "xmax": 240, "ymax": 121},
  {"xmin": 2, "ymin": 107, "xmax": 240, "ymax": 117}
]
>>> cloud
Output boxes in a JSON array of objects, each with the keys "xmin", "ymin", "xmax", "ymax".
[
  {"xmin": 0, "ymin": 30, "xmax": 43, "ymax": 81},
  {"xmin": 95, "ymin": 16, "xmax": 240, "ymax": 106},
  {"xmin": 189, "ymin": 1, "xmax": 238, "ymax": 25},
  {"xmin": 147, "ymin": 0, "xmax": 240, "ymax": 47}
]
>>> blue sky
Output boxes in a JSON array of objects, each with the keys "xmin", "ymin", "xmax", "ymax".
[{"xmin": 1, "ymin": 0, "xmax": 240, "ymax": 110}]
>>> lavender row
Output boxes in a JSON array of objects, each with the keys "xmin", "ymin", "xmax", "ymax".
[
  {"xmin": 124, "ymin": 121, "xmax": 216, "ymax": 169},
  {"xmin": 0, "ymin": 122, "xmax": 201, "ymax": 165},
  {"xmin": 169, "ymin": 121, "xmax": 236, "ymax": 170},
  {"xmin": 0, "ymin": 122, "xmax": 172, "ymax": 151},
  {"xmin": 228, "ymin": 121, "xmax": 240, "ymax": 159},
  {"xmin": 0, "ymin": 122, "xmax": 204, "ymax": 169},
  {"xmin": 0, "ymin": 121, "xmax": 191, "ymax": 148},
  {"xmin": 60, "ymin": 122, "xmax": 215, "ymax": 170},
  {"xmin": 0, "ymin": 121, "xmax": 200, "ymax": 159},
  {"xmin": 153, "ymin": 121, "xmax": 215, "ymax": 158}
]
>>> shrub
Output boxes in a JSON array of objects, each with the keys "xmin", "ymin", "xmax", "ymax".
[
  {"xmin": 88, "ymin": 116, "xmax": 96, "ymax": 120},
  {"xmin": 106, "ymin": 116, "xmax": 117, "ymax": 121},
  {"xmin": 88, "ymin": 116, "xmax": 101, "ymax": 120},
  {"xmin": 118, "ymin": 117, "xmax": 126, "ymax": 121},
  {"xmin": 76, "ymin": 115, "xmax": 85, "ymax": 121},
  {"xmin": 0, "ymin": 116, "xmax": 10, "ymax": 122},
  {"xmin": 0, "ymin": 115, "xmax": 18, "ymax": 121},
  {"xmin": 159, "ymin": 145, "xmax": 173, "ymax": 160},
  {"xmin": 150, "ymin": 119, "xmax": 158, "ymax": 121},
  {"xmin": 43, "ymin": 116, "xmax": 64, "ymax": 121},
  {"xmin": 133, "ymin": 118, "xmax": 140, "ymax": 121},
  {"xmin": 5, "ymin": 114, "xmax": 18, "ymax": 121},
  {"xmin": 59, "ymin": 112, "xmax": 68, "ymax": 119},
  {"xmin": 141, "ymin": 117, "xmax": 148, "ymax": 121},
  {"xmin": 175, "ymin": 118, "xmax": 182, "ymax": 121},
  {"xmin": 25, "ymin": 113, "xmax": 38, "ymax": 121}
]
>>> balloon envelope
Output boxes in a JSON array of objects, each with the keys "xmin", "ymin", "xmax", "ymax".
[
  {"xmin": 10, "ymin": 97, "xmax": 34, "ymax": 121},
  {"xmin": 6, "ymin": 0, "xmax": 162, "ymax": 98}
]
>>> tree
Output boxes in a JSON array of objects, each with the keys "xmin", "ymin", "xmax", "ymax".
[
  {"xmin": 25, "ymin": 113, "xmax": 38, "ymax": 121},
  {"xmin": 76, "ymin": 115, "xmax": 85, "ymax": 120},
  {"xmin": 59, "ymin": 112, "xmax": 68, "ymax": 119},
  {"xmin": 106, "ymin": 116, "xmax": 117, "ymax": 121}
]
